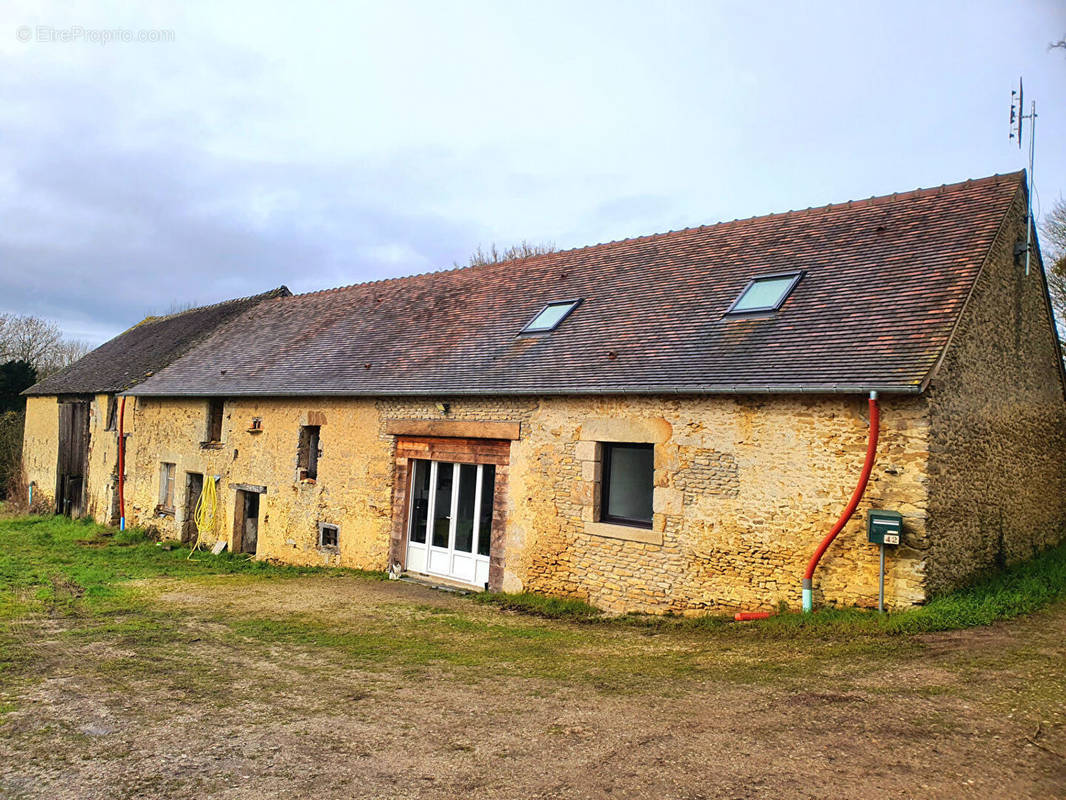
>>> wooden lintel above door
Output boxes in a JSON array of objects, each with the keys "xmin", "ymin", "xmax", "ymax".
[{"xmin": 384, "ymin": 419, "xmax": 520, "ymax": 441}]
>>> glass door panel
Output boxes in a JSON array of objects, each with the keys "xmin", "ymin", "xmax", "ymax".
[
  {"xmin": 407, "ymin": 458, "xmax": 496, "ymax": 587},
  {"xmin": 454, "ymin": 464, "xmax": 477, "ymax": 553},
  {"xmin": 409, "ymin": 460, "xmax": 430, "ymax": 544},
  {"xmin": 476, "ymin": 464, "xmax": 496, "ymax": 556},
  {"xmin": 431, "ymin": 462, "xmax": 453, "ymax": 548}
]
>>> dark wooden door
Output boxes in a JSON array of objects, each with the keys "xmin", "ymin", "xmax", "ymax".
[
  {"xmin": 182, "ymin": 473, "xmax": 204, "ymax": 545},
  {"xmin": 56, "ymin": 400, "xmax": 90, "ymax": 517},
  {"xmin": 241, "ymin": 491, "xmax": 259, "ymax": 554}
]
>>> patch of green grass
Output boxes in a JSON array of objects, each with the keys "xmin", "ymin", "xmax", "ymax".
[
  {"xmin": 739, "ymin": 538, "xmax": 1066, "ymax": 637},
  {"xmin": 475, "ymin": 538, "xmax": 1066, "ymax": 638},
  {"xmin": 473, "ymin": 591, "xmax": 602, "ymax": 620},
  {"xmin": 0, "ymin": 514, "xmax": 383, "ymax": 620},
  {"xmin": 2, "ymin": 513, "xmax": 1065, "ymax": 701}
]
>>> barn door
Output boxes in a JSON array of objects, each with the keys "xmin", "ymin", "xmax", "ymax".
[
  {"xmin": 233, "ymin": 489, "xmax": 260, "ymax": 555},
  {"xmin": 242, "ymin": 492, "xmax": 259, "ymax": 554},
  {"xmin": 56, "ymin": 399, "xmax": 90, "ymax": 517}
]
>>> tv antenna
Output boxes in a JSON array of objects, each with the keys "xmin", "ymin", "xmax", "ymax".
[{"xmin": 1009, "ymin": 78, "xmax": 1037, "ymax": 275}]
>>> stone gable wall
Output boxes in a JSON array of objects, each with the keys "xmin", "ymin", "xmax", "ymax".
[
  {"xmin": 923, "ymin": 190, "xmax": 1066, "ymax": 595},
  {"xmin": 21, "ymin": 395, "xmax": 59, "ymax": 509}
]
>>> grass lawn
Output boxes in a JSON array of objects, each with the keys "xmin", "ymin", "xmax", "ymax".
[{"xmin": 1, "ymin": 514, "xmax": 1065, "ymax": 799}]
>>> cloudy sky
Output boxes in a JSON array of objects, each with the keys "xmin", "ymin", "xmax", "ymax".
[{"xmin": 1, "ymin": 1, "xmax": 1064, "ymax": 345}]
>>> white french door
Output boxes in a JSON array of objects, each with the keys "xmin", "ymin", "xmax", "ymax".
[{"xmin": 405, "ymin": 459, "xmax": 495, "ymax": 587}]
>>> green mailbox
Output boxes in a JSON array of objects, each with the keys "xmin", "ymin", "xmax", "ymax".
[{"xmin": 867, "ymin": 510, "xmax": 902, "ymax": 546}]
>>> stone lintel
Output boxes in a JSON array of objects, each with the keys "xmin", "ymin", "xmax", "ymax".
[{"xmin": 229, "ymin": 483, "xmax": 267, "ymax": 494}]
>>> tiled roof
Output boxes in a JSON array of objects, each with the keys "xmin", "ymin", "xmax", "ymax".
[
  {"xmin": 24, "ymin": 288, "xmax": 290, "ymax": 396},
  {"xmin": 128, "ymin": 172, "xmax": 1025, "ymax": 398}
]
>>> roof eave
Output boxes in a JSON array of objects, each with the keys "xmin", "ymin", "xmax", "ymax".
[{"xmin": 123, "ymin": 383, "xmax": 924, "ymax": 399}]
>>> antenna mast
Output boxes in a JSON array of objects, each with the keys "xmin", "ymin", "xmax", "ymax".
[{"xmin": 1009, "ymin": 78, "xmax": 1037, "ymax": 276}]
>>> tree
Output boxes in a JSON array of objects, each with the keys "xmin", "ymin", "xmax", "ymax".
[
  {"xmin": 457, "ymin": 240, "xmax": 557, "ymax": 268},
  {"xmin": 0, "ymin": 314, "xmax": 88, "ymax": 380},
  {"xmin": 0, "ymin": 316, "xmax": 87, "ymax": 501},
  {"xmin": 0, "ymin": 360, "xmax": 37, "ymax": 413},
  {"xmin": 35, "ymin": 338, "xmax": 91, "ymax": 379},
  {"xmin": 1041, "ymin": 198, "xmax": 1066, "ymax": 361}
]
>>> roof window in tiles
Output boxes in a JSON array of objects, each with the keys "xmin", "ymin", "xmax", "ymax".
[
  {"xmin": 521, "ymin": 300, "xmax": 580, "ymax": 334},
  {"xmin": 727, "ymin": 272, "xmax": 802, "ymax": 314}
]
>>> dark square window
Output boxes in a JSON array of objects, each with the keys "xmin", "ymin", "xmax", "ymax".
[
  {"xmin": 600, "ymin": 443, "xmax": 654, "ymax": 528},
  {"xmin": 319, "ymin": 523, "xmax": 339, "ymax": 549},
  {"xmin": 104, "ymin": 395, "xmax": 117, "ymax": 431},
  {"xmin": 299, "ymin": 425, "xmax": 321, "ymax": 480},
  {"xmin": 206, "ymin": 398, "xmax": 224, "ymax": 442}
]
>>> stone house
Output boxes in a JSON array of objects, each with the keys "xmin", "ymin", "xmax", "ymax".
[
  {"xmin": 21, "ymin": 171, "xmax": 1066, "ymax": 613},
  {"xmin": 22, "ymin": 289, "xmax": 288, "ymax": 521}
]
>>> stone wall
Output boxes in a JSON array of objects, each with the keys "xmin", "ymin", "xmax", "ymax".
[
  {"xmin": 84, "ymin": 394, "xmax": 120, "ymax": 523},
  {"xmin": 923, "ymin": 189, "xmax": 1066, "ymax": 595},
  {"xmin": 126, "ymin": 397, "xmax": 394, "ymax": 569},
  {"xmin": 507, "ymin": 394, "xmax": 930, "ymax": 613},
  {"xmin": 21, "ymin": 395, "xmax": 59, "ymax": 509},
  {"xmin": 21, "ymin": 393, "xmax": 121, "ymax": 521},
  {"xmin": 27, "ymin": 389, "xmax": 933, "ymax": 613}
]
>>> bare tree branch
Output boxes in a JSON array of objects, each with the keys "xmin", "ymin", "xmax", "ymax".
[
  {"xmin": 1040, "ymin": 199, "xmax": 1066, "ymax": 362},
  {"xmin": 0, "ymin": 314, "xmax": 89, "ymax": 379},
  {"xmin": 456, "ymin": 240, "xmax": 557, "ymax": 268}
]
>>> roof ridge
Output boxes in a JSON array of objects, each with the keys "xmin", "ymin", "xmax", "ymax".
[
  {"xmin": 286, "ymin": 171, "xmax": 1025, "ymax": 301},
  {"xmin": 135, "ymin": 286, "xmax": 291, "ymax": 326}
]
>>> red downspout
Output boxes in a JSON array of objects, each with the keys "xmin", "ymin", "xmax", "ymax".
[
  {"xmin": 802, "ymin": 391, "xmax": 879, "ymax": 612},
  {"xmin": 118, "ymin": 396, "xmax": 126, "ymax": 531}
]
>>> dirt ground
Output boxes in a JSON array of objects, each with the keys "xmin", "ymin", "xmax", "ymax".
[{"xmin": 1, "ymin": 575, "xmax": 1064, "ymax": 800}]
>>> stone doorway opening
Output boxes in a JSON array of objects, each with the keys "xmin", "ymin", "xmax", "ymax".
[{"xmin": 233, "ymin": 489, "xmax": 260, "ymax": 555}]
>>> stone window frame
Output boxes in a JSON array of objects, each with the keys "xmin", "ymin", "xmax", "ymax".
[
  {"xmin": 297, "ymin": 424, "xmax": 321, "ymax": 482},
  {"xmin": 204, "ymin": 398, "xmax": 225, "ymax": 445},
  {"xmin": 576, "ymin": 417, "xmax": 673, "ymax": 546},
  {"xmin": 104, "ymin": 395, "xmax": 118, "ymax": 431},
  {"xmin": 318, "ymin": 522, "xmax": 339, "ymax": 552},
  {"xmin": 600, "ymin": 442, "xmax": 655, "ymax": 529},
  {"xmin": 157, "ymin": 461, "xmax": 176, "ymax": 515}
]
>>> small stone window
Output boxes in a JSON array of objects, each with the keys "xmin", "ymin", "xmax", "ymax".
[
  {"xmin": 318, "ymin": 522, "xmax": 339, "ymax": 550},
  {"xmin": 600, "ymin": 443, "xmax": 654, "ymax": 528},
  {"xmin": 298, "ymin": 425, "xmax": 321, "ymax": 481},
  {"xmin": 158, "ymin": 462, "xmax": 176, "ymax": 512},
  {"xmin": 206, "ymin": 398, "xmax": 224, "ymax": 443},
  {"xmin": 104, "ymin": 395, "xmax": 117, "ymax": 431}
]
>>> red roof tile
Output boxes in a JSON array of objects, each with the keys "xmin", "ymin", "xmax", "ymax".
[{"xmin": 127, "ymin": 172, "xmax": 1025, "ymax": 397}]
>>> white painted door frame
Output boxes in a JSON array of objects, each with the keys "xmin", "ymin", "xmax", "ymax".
[{"xmin": 405, "ymin": 459, "xmax": 492, "ymax": 587}]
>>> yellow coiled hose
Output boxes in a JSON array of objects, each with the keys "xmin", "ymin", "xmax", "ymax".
[{"xmin": 188, "ymin": 476, "xmax": 218, "ymax": 559}]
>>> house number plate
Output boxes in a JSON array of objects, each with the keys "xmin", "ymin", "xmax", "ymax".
[{"xmin": 882, "ymin": 533, "xmax": 900, "ymax": 545}]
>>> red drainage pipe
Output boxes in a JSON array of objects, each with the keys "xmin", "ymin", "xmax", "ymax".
[
  {"xmin": 734, "ymin": 611, "xmax": 773, "ymax": 622},
  {"xmin": 802, "ymin": 391, "xmax": 880, "ymax": 612},
  {"xmin": 118, "ymin": 396, "xmax": 126, "ymax": 531}
]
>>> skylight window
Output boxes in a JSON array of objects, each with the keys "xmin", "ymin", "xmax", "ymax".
[
  {"xmin": 727, "ymin": 272, "xmax": 803, "ymax": 314},
  {"xmin": 521, "ymin": 300, "xmax": 580, "ymax": 333}
]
